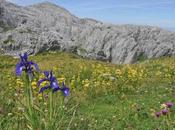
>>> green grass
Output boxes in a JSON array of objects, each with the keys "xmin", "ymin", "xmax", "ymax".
[{"xmin": 0, "ymin": 52, "xmax": 175, "ymax": 130}]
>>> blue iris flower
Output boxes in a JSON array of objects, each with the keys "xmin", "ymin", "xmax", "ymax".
[
  {"xmin": 61, "ymin": 82, "xmax": 70, "ymax": 96},
  {"xmin": 15, "ymin": 52, "xmax": 40, "ymax": 78},
  {"xmin": 37, "ymin": 71, "xmax": 70, "ymax": 96}
]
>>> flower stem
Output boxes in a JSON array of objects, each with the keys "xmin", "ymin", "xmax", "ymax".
[
  {"xmin": 49, "ymin": 91, "xmax": 53, "ymax": 129},
  {"xmin": 24, "ymin": 74, "xmax": 37, "ymax": 130}
]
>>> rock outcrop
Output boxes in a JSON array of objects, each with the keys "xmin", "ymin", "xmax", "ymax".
[{"xmin": 0, "ymin": 0, "xmax": 175, "ymax": 64}]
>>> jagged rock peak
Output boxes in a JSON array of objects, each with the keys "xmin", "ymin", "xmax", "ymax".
[
  {"xmin": 0, "ymin": 1, "xmax": 175, "ymax": 64},
  {"xmin": 29, "ymin": 1, "xmax": 71, "ymax": 13},
  {"xmin": 33, "ymin": 1, "xmax": 60, "ymax": 6}
]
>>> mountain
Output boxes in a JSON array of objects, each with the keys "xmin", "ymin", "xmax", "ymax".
[
  {"xmin": 0, "ymin": 0, "xmax": 175, "ymax": 64},
  {"xmin": 166, "ymin": 27, "xmax": 175, "ymax": 32}
]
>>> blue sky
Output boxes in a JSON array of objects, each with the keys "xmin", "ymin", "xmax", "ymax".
[{"xmin": 8, "ymin": 0, "xmax": 175, "ymax": 29}]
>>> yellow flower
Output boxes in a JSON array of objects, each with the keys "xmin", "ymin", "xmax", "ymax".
[
  {"xmin": 38, "ymin": 93, "xmax": 43, "ymax": 100},
  {"xmin": 31, "ymin": 81, "xmax": 37, "ymax": 89},
  {"xmin": 40, "ymin": 81, "xmax": 48, "ymax": 87},
  {"xmin": 84, "ymin": 83, "xmax": 90, "ymax": 88},
  {"xmin": 57, "ymin": 77, "xmax": 65, "ymax": 82},
  {"xmin": 16, "ymin": 79, "xmax": 24, "ymax": 87},
  {"xmin": 53, "ymin": 66, "xmax": 57, "ymax": 71}
]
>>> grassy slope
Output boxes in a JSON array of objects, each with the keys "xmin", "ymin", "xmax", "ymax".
[{"xmin": 0, "ymin": 52, "xmax": 175, "ymax": 130}]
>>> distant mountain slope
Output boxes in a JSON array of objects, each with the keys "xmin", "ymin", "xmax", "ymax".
[
  {"xmin": 0, "ymin": 0, "xmax": 175, "ymax": 64},
  {"xmin": 166, "ymin": 27, "xmax": 175, "ymax": 32}
]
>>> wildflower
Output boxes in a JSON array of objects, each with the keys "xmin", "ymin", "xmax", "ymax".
[
  {"xmin": 37, "ymin": 71, "xmax": 59, "ymax": 93},
  {"xmin": 161, "ymin": 109, "xmax": 168, "ymax": 115},
  {"xmin": 160, "ymin": 103, "xmax": 167, "ymax": 109},
  {"xmin": 37, "ymin": 71, "xmax": 69, "ymax": 96},
  {"xmin": 31, "ymin": 81, "xmax": 37, "ymax": 89},
  {"xmin": 57, "ymin": 77, "xmax": 65, "ymax": 82},
  {"xmin": 115, "ymin": 69, "xmax": 122, "ymax": 75},
  {"xmin": 61, "ymin": 82, "xmax": 70, "ymax": 96},
  {"xmin": 155, "ymin": 112, "xmax": 161, "ymax": 117},
  {"xmin": 165, "ymin": 102, "xmax": 173, "ymax": 108},
  {"xmin": 38, "ymin": 93, "xmax": 43, "ymax": 100},
  {"xmin": 15, "ymin": 52, "xmax": 39, "ymax": 79}
]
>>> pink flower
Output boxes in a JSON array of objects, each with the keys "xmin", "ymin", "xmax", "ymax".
[
  {"xmin": 155, "ymin": 112, "xmax": 161, "ymax": 117},
  {"xmin": 166, "ymin": 102, "xmax": 173, "ymax": 108},
  {"xmin": 161, "ymin": 109, "xmax": 168, "ymax": 115}
]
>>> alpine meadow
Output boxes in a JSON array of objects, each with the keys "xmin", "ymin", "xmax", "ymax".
[{"xmin": 0, "ymin": 0, "xmax": 175, "ymax": 129}]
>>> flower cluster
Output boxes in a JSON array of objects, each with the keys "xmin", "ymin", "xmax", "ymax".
[
  {"xmin": 38, "ymin": 71, "xmax": 69, "ymax": 96},
  {"xmin": 155, "ymin": 102, "xmax": 173, "ymax": 117},
  {"xmin": 16, "ymin": 52, "xmax": 39, "ymax": 79},
  {"xmin": 15, "ymin": 52, "xmax": 69, "ymax": 96}
]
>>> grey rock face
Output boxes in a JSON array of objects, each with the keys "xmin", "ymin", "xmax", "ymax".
[{"xmin": 0, "ymin": 0, "xmax": 175, "ymax": 64}]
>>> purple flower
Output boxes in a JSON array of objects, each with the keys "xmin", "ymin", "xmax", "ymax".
[
  {"xmin": 161, "ymin": 109, "xmax": 168, "ymax": 115},
  {"xmin": 38, "ymin": 71, "xmax": 59, "ymax": 93},
  {"xmin": 166, "ymin": 102, "xmax": 173, "ymax": 108},
  {"xmin": 15, "ymin": 52, "xmax": 39, "ymax": 78},
  {"xmin": 38, "ymin": 71, "xmax": 70, "ymax": 96},
  {"xmin": 61, "ymin": 82, "xmax": 70, "ymax": 96},
  {"xmin": 155, "ymin": 112, "xmax": 161, "ymax": 117}
]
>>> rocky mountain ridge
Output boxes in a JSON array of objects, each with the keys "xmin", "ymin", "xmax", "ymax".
[{"xmin": 0, "ymin": 0, "xmax": 175, "ymax": 64}]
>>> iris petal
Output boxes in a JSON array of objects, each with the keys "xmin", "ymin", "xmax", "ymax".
[
  {"xmin": 16, "ymin": 63, "xmax": 23, "ymax": 76},
  {"xmin": 50, "ymin": 81, "xmax": 59, "ymax": 89},
  {"xmin": 23, "ymin": 52, "xmax": 28, "ymax": 61},
  {"xmin": 61, "ymin": 83, "xmax": 70, "ymax": 96},
  {"xmin": 30, "ymin": 61, "xmax": 40, "ymax": 72},
  {"xmin": 37, "ymin": 78, "xmax": 48, "ymax": 86},
  {"xmin": 53, "ymin": 87, "xmax": 59, "ymax": 93},
  {"xmin": 61, "ymin": 87, "xmax": 70, "ymax": 96},
  {"xmin": 44, "ymin": 71, "xmax": 50, "ymax": 78},
  {"xmin": 33, "ymin": 63, "xmax": 40, "ymax": 72},
  {"xmin": 39, "ymin": 86, "xmax": 49, "ymax": 93},
  {"xmin": 38, "ymin": 71, "xmax": 69, "ymax": 95}
]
